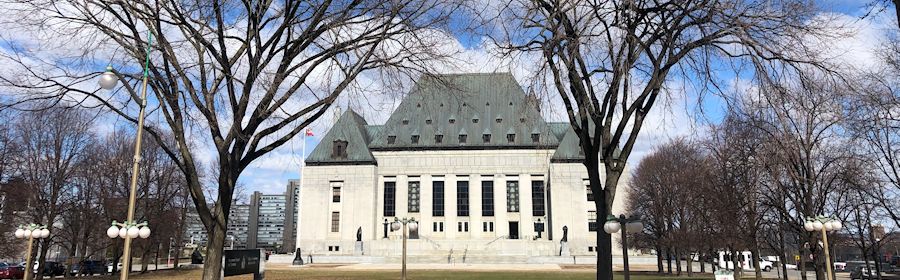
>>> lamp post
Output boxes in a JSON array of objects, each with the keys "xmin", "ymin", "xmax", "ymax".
[
  {"xmin": 804, "ymin": 216, "xmax": 842, "ymax": 280},
  {"xmin": 106, "ymin": 221, "xmax": 152, "ymax": 274},
  {"xmin": 98, "ymin": 30, "xmax": 154, "ymax": 280},
  {"xmin": 14, "ymin": 224, "xmax": 50, "ymax": 280},
  {"xmin": 604, "ymin": 214, "xmax": 643, "ymax": 280},
  {"xmin": 391, "ymin": 217, "xmax": 418, "ymax": 280}
]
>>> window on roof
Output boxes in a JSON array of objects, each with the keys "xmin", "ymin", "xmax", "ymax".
[
  {"xmin": 483, "ymin": 134, "xmax": 491, "ymax": 143},
  {"xmin": 331, "ymin": 140, "xmax": 348, "ymax": 159},
  {"xmin": 411, "ymin": 135, "xmax": 420, "ymax": 144},
  {"xmin": 472, "ymin": 118, "xmax": 479, "ymax": 123},
  {"xmin": 449, "ymin": 118, "xmax": 456, "ymax": 124},
  {"xmin": 531, "ymin": 133, "xmax": 540, "ymax": 143},
  {"xmin": 459, "ymin": 134, "xmax": 467, "ymax": 144},
  {"xmin": 387, "ymin": 135, "xmax": 396, "ymax": 144},
  {"xmin": 507, "ymin": 133, "xmax": 515, "ymax": 143},
  {"xmin": 435, "ymin": 134, "xmax": 443, "ymax": 144},
  {"xmin": 496, "ymin": 118, "xmax": 502, "ymax": 123},
  {"xmin": 520, "ymin": 117, "xmax": 526, "ymax": 123},
  {"xmin": 426, "ymin": 119, "xmax": 432, "ymax": 125},
  {"xmin": 402, "ymin": 119, "xmax": 409, "ymax": 125}
]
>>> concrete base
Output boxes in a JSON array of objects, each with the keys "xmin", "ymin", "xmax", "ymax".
[
  {"xmin": 354, "ymin": 241, "xmax": 364, "ymax": 256},
  {"xmin": 559, "ymin": 242, "xmax": 570, "ymax": 257}
]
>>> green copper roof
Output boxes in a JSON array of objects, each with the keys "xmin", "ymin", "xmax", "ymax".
[
  {"xmin": 368, "ymin": 73, "xmax": 560, "ymax": 149},
  {"xmin": 306, "ymin": 73, "xmax": 586, "ymax": 165},
  {"xmin": 305, "ymin": 110, "xmax": 375, "ymax": 165}
]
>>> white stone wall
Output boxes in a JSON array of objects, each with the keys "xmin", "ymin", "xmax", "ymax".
[
  {"xmin": 296, "ymin": 149, "xmax": 633, "ymax": 258},
  {"xmin": 296, "ymin": 164, "xmax": 377, "ymax": 255}
]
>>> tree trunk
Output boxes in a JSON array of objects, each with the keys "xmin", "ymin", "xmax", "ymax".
[
  {"xmin": 752, "ymin": 243, "xmax": 763, "ymax": 280},
  {"xmin": 780, "ymin": 229, "xmax": 789, "ymax": 280},
  {"xmin": 202, "ymin": 223, "xmax": 227, "ymax": 280},
  {"xmin": 656, "ymin": 245, "xmax": 664, "ymax": 274},
  {"xmin": 700, "ymin": 252, "xmax": 706, "ymax": 273},
  {"xmin": 687, "ymin": 251, "xmax": 694, "ymax": 277},
  {"xmin": 667, "ymin": 248, "xmax": 673, "ymax": 274},
  {"xmin": 64, "ymin": 243, "xmax": 77, "ymax": 279},
  {"xmin": 591, "ymin": 162, "xmax": 613, "ymax": 280},
  {"xmin": 35, "ymin": 238, "xmax": 50, "ymax": 280},
  {"xmin": 675, "ymin": 249, "xmax": 682, "ymax": 276}
]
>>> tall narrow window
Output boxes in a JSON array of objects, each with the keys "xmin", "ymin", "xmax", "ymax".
[
  {"xmin": 411, "ymin": 135, "xmax": 420, "ymax": 144},
  {"xmin": 482, "ymin": 134, "xmax": 491, "ymax": 143},
  {"xmin": 435, "ymin": 134, "xmax": 443, "ymax": 144},
  {"xmin": 384, "ymin": 182, "xmax": 396, "ymax": 217},
  {"xmin": 506, "ymin": 181, "xmax": 519, "ymax": 212},
  {"xmin": 387, "ymin": 135, "xmax": 396, "ymax": 144},
  {"xmin": 457, "ymin": 181, "xmax": 469, "ymax": 216},
  {"xmin": 588, "ymin": 210, "xmax": 598, "ymax": 232},
  {"xmin": 331, "ymin": 212, "xmax": 340, "ymax": 232},
  {"xmin": 332, "ymin": 186, "xmax": 341, "ymax": 203},
  {"xmin": 532, "ymin": 181, "xmax": 546, "ymax": 216},
  {"xmin": 531, "ymin": 133, "xmax": 540, "ymax": 143},
  {"xmin": 586, "ymin": 183, "xmax": 594, "ymax": 201},
  {"xmin": 331, "ymin": 140, "xmax": 348, "ymax": 159},
  {"xmin": 459, "ymin": 134, "xmax": 467, "ymax": 144},
  {"xmin": 408, "ymin": 181, "xmax": 420, "ymax": 213},
  {"xmin": 432, "ymin": 181, "xmax": 444, "ymax": 217},
  {"xmin": 482, "ymin": 181, "xmax": 494, "ymax": 216},
  {"xmin": 507, "ymin": 133, "xmax": 515, "ymax": 143}
]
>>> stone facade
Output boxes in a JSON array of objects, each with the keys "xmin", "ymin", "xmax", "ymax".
[{"xmin": 296, "ymin": 73, "xmax": 631, "ymax": 261}]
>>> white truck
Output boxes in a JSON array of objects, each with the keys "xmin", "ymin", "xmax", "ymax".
[{"xmin": 717, "ymin": 251, "xmax": 775, "ymax": 271}]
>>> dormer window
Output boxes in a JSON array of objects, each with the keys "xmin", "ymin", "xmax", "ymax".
[
  {"xmin": 483, "ymin": 134, "xmax": 491, "ymax": 143},
  {"xmin": 449, "ymin": 118, "xmax": 456, "ymax": 124},
  {"xmin": 387, "ymin": 135, "xmax": 396, "ymax": 144},
  {"xmin": 435, "ymin": 134, "xmax": 444, "ymax": 144},
  {"xmin": 402, "ymin": 119, "xmax": 409, "ymax": 125},
  {"xmin": 507, "ymin": 134, "xmax": 516, "ymax": 143},
  {"xmin": 459, "ymin": 134, "xmax": 468, "ymax": 144},
  {"xmin": 332, "ymin": 140, "xmax": 348, "ymax": 159},
  {"xmin": 473, "ymin": 118, "xmax": 479, "ymax": 123},
  {"xmin": 519, "ymin": 117, "xmax": 526, "ymax": 123},
  {"xmin": 495, "ymin": 118, "xmax": 502, "ymax": 123},
  {"xmin": 426, "ymin": 119, "xmax": 432, "ymax": 125},
  {"xmin": 411, "ymin": 135, "xmax": 420, "ymax": 144},
  {"xmin": 531, "ymin": 133, "xmax": 540, "ymax": 143}
]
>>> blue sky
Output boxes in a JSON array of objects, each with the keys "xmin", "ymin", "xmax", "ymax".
[{"xmin": 236, "ymin": 0, "xmax": 895, "ymax": 196}]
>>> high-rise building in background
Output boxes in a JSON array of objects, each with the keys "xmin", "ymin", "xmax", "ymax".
[
  {"xmin": 283, "ymin": 180, "xmax": 301, "ymax": 253},
  {"xmin": 182, "ymin": 204, "xmax": 251, "ymax": 250},
  {"xmin": 183, "ymin": 182, "xmax": 299, "ymax": 253}
]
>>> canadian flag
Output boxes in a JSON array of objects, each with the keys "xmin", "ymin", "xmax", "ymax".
[{"xmin": 305, "ymin": 128, "xmax": 314, "ymax": 137}]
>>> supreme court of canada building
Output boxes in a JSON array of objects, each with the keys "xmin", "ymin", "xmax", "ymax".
[{"xmin": 296, "ymin": 73, "xmax": 630, "ymax": 263}]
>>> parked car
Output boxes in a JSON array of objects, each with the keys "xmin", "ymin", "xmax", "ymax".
[
  {"xmin": 106, "ymin": 262, "xmax": 122, "ymax": 273},
  {"xmin": 850, "ymin": 267, "xmax": 872, "ymax": 280},
  {"xmin": 70, "ymin": 260, "xmax": 105, "ymax": 276},
  {"xmin": 40, "ymin": 262, "xmax": 66, "ymax": 276},
  {"xmin": 0, "ymin": 262, "xmax": 25, "ymax": 279}
]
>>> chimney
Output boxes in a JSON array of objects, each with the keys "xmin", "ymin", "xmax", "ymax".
[{"xmin": 333, "ymin": 105, "xmax": 342, "ymax": 124}]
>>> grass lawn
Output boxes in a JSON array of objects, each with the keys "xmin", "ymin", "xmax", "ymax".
[{"xmin": 98, "ymin": 268, "xmax": 716, "ymax": 280}]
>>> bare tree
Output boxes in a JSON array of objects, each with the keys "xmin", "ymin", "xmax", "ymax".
[
  {"xmin": 628, "ymin": 138, "xmax": 711, "ymax": 276},
  {"xmin": 741, "ymin": 76, "xmax": 855, "ymax": 280},
  {"xmin": 476, "ymin": 1, "xmax": 836, "ymax": 278},
  {"xmin": 10, "ymin": 107, "xmax": 95, "ymax": 279},
  {"xmin": 0, "ymin": 1, "xmax": 460, "ymax": 278}
]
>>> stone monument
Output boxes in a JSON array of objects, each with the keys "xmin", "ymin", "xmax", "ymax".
[
  {"xmin": 559, "ymin": 225, "xmax": 570, "ymax": 257},
  {"xmin": 354, "ymin": 226, "xmax": 364, "ymax": 256}
]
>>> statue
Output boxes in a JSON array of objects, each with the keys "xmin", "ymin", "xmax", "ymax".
[
  {"xmin": 191, "ymin": 249, "xmax": 204, "ymax": 264},
  {"xmin": 292, "ymin": 248, "xmax": 304, "ymax": 265},
  {"xmin": 561, "ymin": 225, "xmax": 568, "ymax": 242},
  {"xmin": 356, "ymin": 227, "xmax": 362, "ymax": 242}
]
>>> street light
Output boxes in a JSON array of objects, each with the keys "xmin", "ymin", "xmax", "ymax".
[
  {"xmin": 14, "ymin": 224, "xmax": 50, "ymax": 280},
  {"xmin": 605, "ymin": 214, "xmax": 643, "ymax": 280},
  {"xmin": 804, "ymin": 216, "xmax": 842, "ymax": 280},
  {"xmin": 98, "ymin": 30, "xmax": 154, "ymax": 280},
  {"xmin": 391, "ymin": 217, "xmax": 418, "ymax": 280}
]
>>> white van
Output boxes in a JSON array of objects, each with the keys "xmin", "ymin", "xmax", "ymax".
[{"xmin": 717, "ymin": 251, "xmax": 774, "ymax": 271}]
